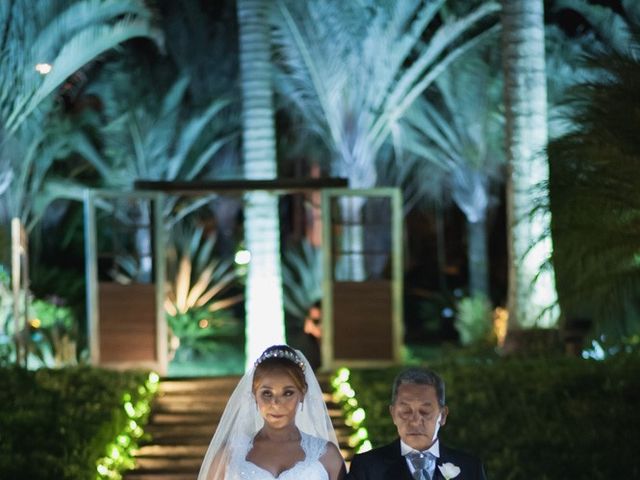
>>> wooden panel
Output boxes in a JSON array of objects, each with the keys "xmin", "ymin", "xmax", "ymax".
[
  {"xmin": 98, "ymin": 282, "xmax": 157, "ymax": 364},
  {"xmin": 332, "ymin": 281, "xmax": 392, "ymax": 360}
]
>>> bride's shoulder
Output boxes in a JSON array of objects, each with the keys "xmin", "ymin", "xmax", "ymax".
[
  {"xmin": 301, "ymin": 433, "xmax": 341, "ymax": 461},
  {"xmin": 316, "ymin": 440, "xmax": 346, "ymax": 480},
  {"xmin": 301, "ymin": 431, "xmax": 329, "ymax": 447}
]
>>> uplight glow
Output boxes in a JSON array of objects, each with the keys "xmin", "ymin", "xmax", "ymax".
[
  {"xmin": 234, "ymin": 249, "xmax": 251, "ymax": 265},
  {"xmin": 35, "ymin": 63, "xmax": 52, "ymax": 74}
]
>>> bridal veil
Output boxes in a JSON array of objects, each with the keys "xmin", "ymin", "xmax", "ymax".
[{"xmin": 197, "ymin": 349, "xmax": 338, "ymax": 480}]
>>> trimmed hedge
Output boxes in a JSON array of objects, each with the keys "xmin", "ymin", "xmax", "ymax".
[
  {"xmin": 347, "ymin": 354, "xmax": 640, "ymax": 479},
  {"xmin": 0, "ymin": 366, "xmax": 155, "ymax": 480}
]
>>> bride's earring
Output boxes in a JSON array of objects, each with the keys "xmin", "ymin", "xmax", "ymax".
[{"xmin": 300, "ymin": 401, "xmax": 304, "ymax": 412}]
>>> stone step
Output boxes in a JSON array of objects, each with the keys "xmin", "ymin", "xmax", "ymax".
[
  {"xmin": 135, "ymin": 444, "xmax": 208, "ymax": 458},
  {"xmin": 151, "ymin": 398, "xmax": 228, "ymax": 414},
  {"xmin": 145, "ymin": 423, "xmax": 216, "ymax": 441},
  {"xmin": 134, "ymin": 456, "xmax": 202, "ymax": 472},
  {"xmin": 159, "ymin": 377, "xmax": 241, "ymax": 393},
  {"xmin": 142, "ymin": 435, "xmax": 213, "ymax": 446},
  {"xmin": 124, "ymin": 473, "xmax": 197, "ymax": 480},
  {"xmin": 150, "ymin": 412, "xmax": 219, "ymax": 425}
]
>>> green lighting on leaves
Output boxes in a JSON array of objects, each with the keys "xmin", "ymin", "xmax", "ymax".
[
  {"xmin": 351, "ymin": 407, "xmax": 365, "ymax": 424},
  {"xmin": 95, "ymin": 372, "xmax": 159, "ymax": 479},
  {"xmin": 331, "ymin": 368, "xmax": 372, "ymax": 453},
  {"xmin": 124, "ymin": 402, "xmax": 136, "ymax": 417}
]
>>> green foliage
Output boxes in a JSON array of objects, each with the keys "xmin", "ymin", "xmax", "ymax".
[
  {"xmin": 548, "ymin": 37, "xmax": 640, "ymax": 340},
  {"xmin": 454, "ymin": 295, "xmax": 493, "ymax": 346},
  {"xmin": 0, "ymin": 0, "xmax": 162, "ymax": 226},
  {"xmin": 0, "ymin": 366, "xmax": 156, "ymax": 480},
  {"xmin": 32, "ymin": 297, "xmax": 79, "ymax": 366},
  {"xmin": 167, "ymin": 307, "xmax": 242, "ymax": 353},
  {"xmin": 0, "ymin": 271, "xmax": 80, "ymax": 367},
  {"xmin": 31, "ymin": 298, "xmax": 74, "ymax": 330},
  {"xmin": 282, "ymin": 240, "xmax": 322, "ymax": 323},
  {"xmin": 345, "ymin": 354, "xmax": 640, "ymax": 478},
  {"xmin": 273, "ymin": 0, "xmax": 500, "ymax": 188},
  {"xmin": 164, "ymin": 223, "xmax": 243, "ymax": 358}
]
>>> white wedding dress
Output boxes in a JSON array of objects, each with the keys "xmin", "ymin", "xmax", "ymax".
[
  {"xmin": 197, "ymin": 349, "xmax": 339, "ymax": 480},
  {"xmin": 225, "ymin": 431, "xmax": 329, "ymax": 480}
]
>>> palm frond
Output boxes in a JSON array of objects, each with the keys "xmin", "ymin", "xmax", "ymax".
[
  {"xmin": 548, "ymin": 43, "xmax": 640, "ymax": 338},
  {"xmin": 9, "ymin": 18, "xmax": 163, "ymax": 133},
  {"xmin": 273, "ymin": 0, "xmax": 500, "ymax": 192},
  {"xmin": 281, "ymin": 240, "xmax": 322, "ymax": 319},
  {"xmin": 553, "ymin": 0, "xmax": 635, "ymax": 55}
]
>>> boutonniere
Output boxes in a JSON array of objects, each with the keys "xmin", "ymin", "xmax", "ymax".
[{"xmin": 438, "ymin": 462, "xmax": 461, "ymax": 479}]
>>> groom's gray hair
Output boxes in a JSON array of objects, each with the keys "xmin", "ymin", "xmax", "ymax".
[{"xmin": 391, "ymin": 367, "xmax": 446, "ymax": 407}]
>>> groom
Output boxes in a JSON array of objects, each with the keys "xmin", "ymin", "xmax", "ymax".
[{"xmin": 347, "ymin": 367, "xmax": 487, "ymax": 480}]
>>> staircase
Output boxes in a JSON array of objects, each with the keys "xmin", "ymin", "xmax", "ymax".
[{"xmin": 124, "ymin": 375, "xmax": 353, "ymax": 480}]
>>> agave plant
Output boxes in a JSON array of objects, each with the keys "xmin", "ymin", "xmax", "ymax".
[
  {"xmin": 164, "ymin": 223, "xmax": 243, "ymax": 353},
  {"xmin": 165, "ymin": 223, "xmax": 243, "ymax": 316}
]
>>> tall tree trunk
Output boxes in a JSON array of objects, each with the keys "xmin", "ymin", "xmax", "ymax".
[
  {"xmin": 237, "ymin": 0, "xmax": 285, "ymax": 366},
  {"xmin": 467, "ymin": 217, "xmax": 489, "ymax": 299},
  {"xmin": 435, "ymin": 203, "xmax": 448, "ymax": 292},
  {"xmin": 502, "ymin": 0, "xmax": 558, "ymax": 329},
  {"xmin": 11, "ymin": 218, "xmax": 23, "ymax": 366}
]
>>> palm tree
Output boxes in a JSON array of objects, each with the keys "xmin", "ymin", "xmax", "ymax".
[
  {"xmin": 548, "ymin": 40, "xmax": 640, "ymax": 343},
  {"xmin": 73, "ymin": 66, "xmax": 234, "ymax": 282},
  {"xmin": 0, "ymin": 0, "xmax": 162, "ymax": 362},
  {"xmin": 273, "ymin": 0, "xmax": 500, "ymax": 280},
  {"xmin": 546, "ymin": 0, "xmax": 640, "ymax": 141},
  {"xmin": 0, "ymin": 0, "xmax": 162, "ymax": 225},
  {"xmin": 501, "ymin": 0, "xmax": 558, "ymax": 329},
  {"xmin": 400, "ymin": 47, "xmax": 504, "ymax": 300},
  {"xmin": 237, "ymin": 0, "xmax": 286, "ymax": 364}
]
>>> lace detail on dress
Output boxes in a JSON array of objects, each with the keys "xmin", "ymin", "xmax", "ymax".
[{"xmin": 226, "ymin": 431, "xmax": 329, "ymax": 480}]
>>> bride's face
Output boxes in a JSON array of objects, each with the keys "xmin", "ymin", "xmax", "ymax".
[{"xmin": 254, "ymin": 371, "xmax": 304, "ymax": 429}]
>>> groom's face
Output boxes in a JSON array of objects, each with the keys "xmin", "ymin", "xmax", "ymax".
[{"xmin": 390, "ymin": 383, "xmax": 448, "ymax": 451}]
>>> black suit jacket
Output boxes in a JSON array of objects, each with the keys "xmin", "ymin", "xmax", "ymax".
[{"xmin": 347, "ymin": 439, "xmax": 487, "ymax": 480}]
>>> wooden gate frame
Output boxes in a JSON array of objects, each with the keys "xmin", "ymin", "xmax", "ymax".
[
  {"xmin": 320, "ymin": 187, "xmax": 403, "ymax": 369},
  {"xmin": 83, "ymin": 189, "xmax": 167, "ymax": 374}
]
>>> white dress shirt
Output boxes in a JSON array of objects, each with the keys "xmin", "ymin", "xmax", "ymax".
[{"xmin": 401, "ymin": 438, "xmax": 440, "ymax": 477}]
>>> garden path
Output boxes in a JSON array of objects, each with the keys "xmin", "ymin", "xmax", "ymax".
[{"xmin": 123, "ymin": 374, "xmax": 352, "ymax": 480}]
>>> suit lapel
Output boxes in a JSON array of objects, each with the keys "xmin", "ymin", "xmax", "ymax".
[
  {"xmin": 433, "ymin": 458, "xmax": 444, "ymax": 480},
  {"xmin": 383, "ymin": 439, "xmax": 414, "ymax": 480}
]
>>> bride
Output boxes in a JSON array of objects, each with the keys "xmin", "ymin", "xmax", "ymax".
[{"xmin": 198, "ymin": 345, "xmax": 346, "ymax": 480}]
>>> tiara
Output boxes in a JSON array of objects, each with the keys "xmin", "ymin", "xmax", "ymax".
[{"xmin": 254, "ymin": 347, "xmax": 305, "ymax": 372}]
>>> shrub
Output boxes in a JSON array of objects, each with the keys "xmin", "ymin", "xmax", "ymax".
[
  {"xmin": 0, "ymin": 366, "xmax": 157, "ymax": 480},
  {"xmin": 454, "ymin": 295, "xmax": 493, "ymax": 346}
]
